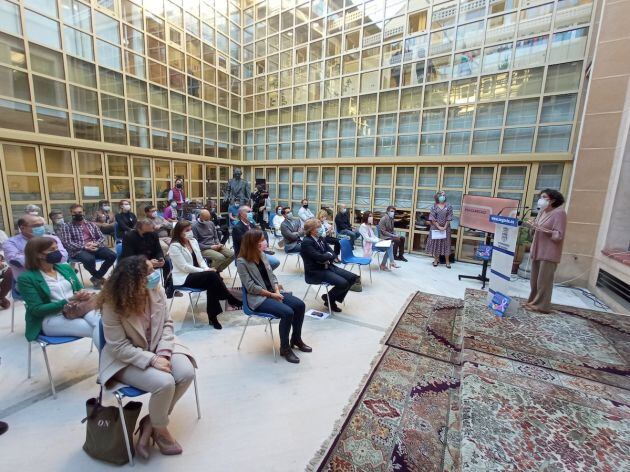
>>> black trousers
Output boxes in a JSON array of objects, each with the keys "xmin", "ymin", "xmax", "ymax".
[
  {"xmin": 392, "ymin": 236, "xmax": 406, "ymax": 258},
  {"xmin": 73, "ymin": 247, "xmax": 117, "ymax": 279},
  {"xmin": 324, "ymin": 236, "xmax": 341, "ymax": 256},
  {"xmin": 257, "ymin": 294, "xmax": 305, "ymax": 349},
  {"xmin": 309, "ymin": 265, "xmax": 358, "ymax": 303},
  {"xmin": 181, "ymin": 271, "xmax": 241, "ymax": 319}
]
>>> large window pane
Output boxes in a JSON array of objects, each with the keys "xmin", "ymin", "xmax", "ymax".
[
  {"xmin": 73, "ymin": 113, "xmax": 100, "ymax": 140},
  {"xmin": 0, "ymin": 99, "xmax": 33, "ymax": 131},
  {"xmin": 25, "ymin": 10, "xmax": 61, "ymax": 49},
  {"xmin": 540, "ymin": 94, "xmax": 577, "ymax": 123},
  {"xmin": 64, "ymin": 27, "xmax": 94, "ymax": 60},
  {"xmin": 0, "ymin": 66, "xmax": 30, "ymax": 100},
  {"xmin": 482, "ymin": 43, "xmax": 512, "ymax": 74},
  {"xmin": 445, "ymin": 131, "xmax": 470, "ymax": 154},
  {"xmin": 549, "ymin": 28, "xmax": 588, "ymax": 63},
  {"xmin": 475, "ymin": 102, "xmax": 505, "ymax": 128},
  {"xmin": 472, "ymin": 129, "xmax": 501, "ymax": 154},
  {"xmin": 506, "ymin": 98, "xmax": 539, "ymax": 125},
  {"xmin": 97, "ymin": 39, "xmax": 122, "ymax": 70},
  {"xmin": 37, "ymin": 106, "xmax": 69, "ymax": 136},
  {"xmin": 513, "ymin": 35, "xmax": 548, "ymax": 68},
  {"xmin": 545, "ymin": 61, "xmax": 582, "ymax": 93},
  {"xmin": 32, "ymin": 76, "xmax": 67, "ymax": 107},
  {"xmin": 95, "ymin": 11, "xmax": 119, "ymax": 43},
  {"xmin": 420, "ymin": 133, "xmax": 443, "ymax": 155},
  {"xmin": 502, "ymin": 127, "xmax": 534, "ymax": 153},
  {"xmin": 0, "ymin": 0, "xmax": 22, "ymax": 35},
  {"xmin": 70, "ymin": 85, "xmax": 98, "ymax": 114},
  {"xmin": 536, "ymin": 125, "xmax": 572, "ymax": 152},
  {"xmin": 62, "ymin": 0, "xmax": 91, "ymax": 30}
]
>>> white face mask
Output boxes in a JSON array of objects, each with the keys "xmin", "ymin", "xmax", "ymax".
[
  {"xmin": 102, "ymin": 205, "xmax": 110, "ymax": 212},
  {"xmin": 367, "ymin": 217, "xmax": 373, "ymax": 224},
  {"xmin": 151, "ymin": 211, "xmax": 157, "ymax": 218},
  {"xmin": 184, "ymin": 231, "xmax": 194, "ymax": 240},
  {"xmin": 340, "ymin": 208, "xmax": 347, "ymax": 213},
  {"xmin": 122, "ymin": 204, "xmax": 131, "ymax": 211},
  {"xmin": 537, "ymin": 198, "xmax": 549, "ymax": 210},
  {"xmin": 388, "ymin": 211, "xmax": 395, "ymax": 218}
]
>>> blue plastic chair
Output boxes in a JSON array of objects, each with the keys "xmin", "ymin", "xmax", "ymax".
[
  {"xmin": 302, "ymin": 282, "xmax": 333, "ymax": 317},
  {"xmin": 165, "ymin": 260, "xmax": 204, "ymax": 327},
  {"xmin": 340, "ymin": 238, "xmax": 373, "ymax": 283},
  {"xmin": 372, "ymin": 226, "xmax": 388, "ymax": 269},
  {"xmin": 281, "ymin": 247, "xmax": 301, "ymax": 270},
  {"xmin": 97, "ymin": 321, "xmax": 201, "ymax": 466},
  {"xmin": 238, "ymin": 288, "xmax": 280, "ymax": 362},
  {"xmin": 27, "ymin": 333, "xmax": 92, "ymax": 398}
]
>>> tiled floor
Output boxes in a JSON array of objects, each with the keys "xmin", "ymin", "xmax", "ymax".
[{"xmin": 0, "ymin": 254, "xmax": 606, "ymax": 471}]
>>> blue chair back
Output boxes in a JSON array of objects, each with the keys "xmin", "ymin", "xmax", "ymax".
[
  {"xmin": 340, "ymin": 238, "xmax": 355, "ymax": 261},
  {"xmin": 241, "ymin": 287, "xmax": 254, "ymax": 316},
  {"xmin": 11, "ymin": 278, "xmax": 22, "ymax": 301},
  {"xmin": 115, "ymin": 242, "xmax": 123, "ymax": 260},
  {"xmin": 98, "ymin": 319, "xmax": 105, "ymax": 355}
]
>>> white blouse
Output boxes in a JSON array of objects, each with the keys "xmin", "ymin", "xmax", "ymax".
[{"xmin": 40, "ymin": 270, "xmax": 74, "ymax": 302}]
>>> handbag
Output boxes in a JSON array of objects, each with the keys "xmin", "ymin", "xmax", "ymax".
[
  {"xmin": 82, "ymin": 391, "xmax": 142, "ymax": 465},
  {"xmin": 63, "ymin": 294, "xmax": 97, "ymax": 320}
]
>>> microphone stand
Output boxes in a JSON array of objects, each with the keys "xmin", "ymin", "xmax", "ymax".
[{"xmin": 457, "ymin": 205, "xmax": 529, "ymax": 289}]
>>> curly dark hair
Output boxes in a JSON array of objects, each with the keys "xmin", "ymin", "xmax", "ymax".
[
  {"xmin": 540, "ymin": 189, "xmax": 565, "ymax": 208},
  {"xmin": 97, "ymin": 255, "xmax": 150, "ymax": 316}
]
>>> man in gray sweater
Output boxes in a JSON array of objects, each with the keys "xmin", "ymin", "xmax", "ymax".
[{"xmin": 192, "ymin": 210, "xmax": 234, "ymax": 272}]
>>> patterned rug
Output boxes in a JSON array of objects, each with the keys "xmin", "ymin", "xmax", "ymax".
[
  {"xmin": 317, "ymin": 347, "xmax": 461, "ymax": 471},
  {"xmin": 459, "ymin": 354, "xmax": 630, "ymax": 471},
  {"xmin": 385, "ymin": 292, "xmax": 464, "ymax": 364},
  {"xmin": 463, "ymin": 289, "xmax": 630, "ymax": 390}
]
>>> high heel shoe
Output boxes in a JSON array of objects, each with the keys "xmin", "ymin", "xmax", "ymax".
[
  {"xmin": 152, "ymin": 431, "xmax": 183, "ymax": 455},
  {"xmin": 134, "ymin": 415, "xmax": 153, "ymax": 460}
]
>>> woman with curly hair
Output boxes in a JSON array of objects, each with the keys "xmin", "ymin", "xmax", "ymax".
[{"xmin": 97, "ymin": 255, "xmax": 197, "ymax": 459}]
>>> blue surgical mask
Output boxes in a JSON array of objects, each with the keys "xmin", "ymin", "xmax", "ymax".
[
  {"xmin": 146, "ymin": 271, "xmax": 161, "ymax": 289},
  {"xmin": 32, "ymin": 226, "xmax": 46, "ymax": 237},
  {"xmin": 317, "ymin": 226, "xmax": 326, "ymax": 237},
  {"xmin": 438, "ymin": 195, "xmax": 446, "ymax": 203},
  {"xmin": 247, "ymin": 212, "xmax": 255, "ymax": 223}
]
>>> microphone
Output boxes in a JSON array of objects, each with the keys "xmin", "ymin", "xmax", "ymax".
[{"xmin": 497, "ymin": 205, "xmax": 530, "ymax": 217}]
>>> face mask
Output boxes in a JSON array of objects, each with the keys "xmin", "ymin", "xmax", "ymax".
[
  {"xmin": 340, "ymin": 208, "xmax": 347, "ymax": 213},
  {"xmin": 286, "ymin": 212, "xmax": 293, "ymax": 219},
  {"xmin": 102, "ymin": 205, "xmax": 111, "ymax": 212},
  {"xmin": 367, "ymin": 217, "xmax": 373, "ymax": 225},
  {"xmin": 72, "ymin": 214, "xmax": 84, "ymax": 222},
  {"xmin": 171, "ymin": 202, "xmax": 178, "ymax": 208},
  {"xmin": 277, "ymin": 209, "xmax": 283, "ymax": 215},
  {"xmin": 32, "ymin": 226, "xmax": 46, "ymax": 237},
  {"xmin": 45, "ymin": 250, "xmax": 63, "ymax": 264},
  {"xmin": 388, "ymin": 211, "xmax": 395, "ymax": 218},
  {"xmin": 537, "ymin": 198, "xmax": 549, "ymax": 210},
  {"xmin": 317, "ymin": 226, "xmax": 326, "ymax": 237},
  {"xmin": 438, "ymin": 195, "xmax": 446, "ymax": 203},
  {"xmin": 176, "ymin": 183, "xmax": 183, "ymax": 188},
  {"xmin": 246, "ymin": 212, "xmax": 255, "ymax": 223},
  {"xmin": 122, "ymin": 204, "xmax": 131, "ymax": 211},
  {"xmin": 53, "ymin": 218, "xmax": 64, "ymax": 225},
  {"xmin": 303, "ymin": 204, "xmax": 309, "ymax": 209},
  {"xmin": 151, "ymin": 211, "xmax": 157, "ymax": 218},
  {"xmin": 146, "ymin": 270, "xmax": 161, "ymax": 289},
  {"xmin": 184, "ymin": 231, "xmax": 194, "ymax": 240},
  {"xmin": 258, "ymin": 239, "xmax": 269, "ymax": 251},
  {"xmin": 28, "ymin": 211, "xmax": 39, "ymax": 216}
]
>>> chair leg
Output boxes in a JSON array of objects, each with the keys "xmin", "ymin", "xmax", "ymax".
[
  {"xmin": 89, "ymin": 340, "xmax": 94, "ymax": 353},
  {"xmin": 27, "ymin": 342, "xmax": 32, "ymax": 378},
  {"xmin": 296, "ymin": 255, "xmax": 300, "ymax": 268},
  {"xmin": 324, "ymin": 285, "xmax": 332, "ymax": 317},
  {"xmin": 268, "ymin": 319, "xmax": 277, "ymax": 362},
  {"xmin": 169, "ymin": 297, "xmax": 175, "ymax": 313},
  {"xmin": 315, "ymin": 285, "xmax": 322, "ymax": 298},
  {"xmin": 282, "ymin": 254, "xmax": 288, "ymax": 270},
  {"xmin": 40, "ymin": 342, "xmax": 56, "ymax": 399},
  {"xmin": 237, "ymin": 317, "xmax": 251, "ymax": 350},
  {"xmin": 302, "ymin": 284, "xmax": 311, "ymax": 300},
  {"xmin": 115, "ymin": 392, "xmax": 134, "ymax": 466},
  {"xmin": 193, "ymin": 372, "xmax": 202, "ymax": 419},
  {"xmin": 369, "ymin": 264, "xmax": 372, "ymax": 283},
  {"xmin": 11, "ymin": 302, "xmax": 15, "ymax": 333},
  {"xmin": 188, "ymin": 293, "xmax": 197, "ymax": 328}
]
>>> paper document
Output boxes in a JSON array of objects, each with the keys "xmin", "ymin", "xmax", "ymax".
[
  {"xmin": 431, "ymin": 230, "xmax": 447, "ymax": 240},
  {"xmin": 305, "ymin": 309, "xmax": 329, "ymax": 319},
  {"xmin": 375, "ymin": 240, "xmax": 392, "ymax": 248}
]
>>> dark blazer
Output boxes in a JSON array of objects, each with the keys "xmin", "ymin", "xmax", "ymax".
[
  {"xmin": 232, "ymin": 220, "xmax": 253, "ymax": 256},
  {"xmin": 300, "ymin": 235, "xmax": 335, "ymax": 284},
  {"xmin": 121, "ymin": 230, "xmax": 164, "ymax": 261},
  {"xmin": 335, "ymin": 212, "xmax": 352, "ymax": 232},
  {"xmin": 115, "ymin": 212, "xmax": 137, "ymax": 238}
]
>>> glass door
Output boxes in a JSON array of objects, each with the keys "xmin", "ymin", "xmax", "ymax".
[
  {"xmin": 412, "ymin": 166, "xmax": 440, "ymax": 253},
  {"xmin": 132, "ymin": 157, "xmax": 154, "ymax": 216},
  {"xmin": 77, "ymin": 151, "xmax": 107, "ymax": 219},
  {"xmin": 41, "ymin": 147, "xmax": 79, "ymax": 224}
]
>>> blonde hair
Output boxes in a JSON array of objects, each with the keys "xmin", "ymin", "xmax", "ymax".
[
  {"xmin": 317, "ymin": 209, "xmax": 329, "ymax": 220},
  {"xmin": 303, "ymin": 218, "xmax": 321, "ymax": 235}
]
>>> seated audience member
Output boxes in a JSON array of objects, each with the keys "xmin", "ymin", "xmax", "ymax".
[
  {"xmin": 232, "ymin": 206, "xmax": 279, "ymax": 269},
  {"xmin": 272, "ymin": 205, "xmax": 285, "ymax": 232},
  {"xmin": 98, "ymin": 256, "xmax": 196, "ymax": 458},
  {"xmin": 206, "ymin": 200, "xmax": 229, "ymax": 245},
  {"xmin": 297, "ymin": 199, "xmax": 314, "ymax": 222},
  {"xmin": 163, "ymin": 199, "xmax": 179, "ymax": 224},
  {"xmin": 168, "ymin": 221, "xmax": 242, "ymax": 329},
  {"xmin": 237, "ymin": 230, "xmax": 309, "ymax": 364},
  {"xmin": 4, "ymin": 215, "xmax": 68, "ymax": 278},
  {"xmin": 359, "ymin": 211, "xmax": 398, "ymax": 271},
  {"xmin": 18, "ymin": 237, "xmax": 100, "ymax": 346},
  {"xmin": 58, "ymin": 204, "xmax": 116, "ymax": 288},
  {"xmin": 378, "ymin": 206, "xmax": 408, "ymax": 262},
  {"xmin": 115, "ymin": 199, "xmax": 137, "ymax": 240},
  {"xmin": 0, "ymin": 250, "xmax": 13, "ymax": 309},
  {"xmin": 193, "ymin": 210, "xmax": 234, "ymax": 273},
  {"xmin": 121, "ymin": 219, "xmax": 173, "ymax": 296},
  {"xmin": 280, "ymin": 207, "xmax": 304, "ymax": 253},
  {"xmin": 300, "ymin": 218, "xmax": 358, "ymax": 313},
  {"xmin": 334, "ymin": 204, "xmax": 360, "ymax": 244},
  {"xmin": 145, "ymin": 204, "xmax": 171, "ymax": 255},
  {"xmin": 317, "ymin": 210, "xmax": 341, "ymax": 260},
  {"xmin": 49, "ymin": 210, "xmax": 65, "ymax": 235},
  {"xmin": 92, "ymin": 200, "xmax": 116, "ymax": 236},
  {"xmin": 25, "ymin": 204, "xmax": 41, "ymax": 217}
]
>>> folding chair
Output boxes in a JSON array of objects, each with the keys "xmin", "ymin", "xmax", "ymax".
[
  {"xmin": 302, "ymin": 282, "xmax": 332, "ymax": 317},
  {"xmin": 340, "ymin": 239, "xmax": 372, "ymax": 283},
  {"xmin": 238, "ymin": 288, "xmax": 280, "ymax": 361}
]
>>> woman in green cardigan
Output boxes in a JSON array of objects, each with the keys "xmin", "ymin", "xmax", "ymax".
[{"xmin": 18, "ymin": 237, "xmax": 100, "ymax": 344}]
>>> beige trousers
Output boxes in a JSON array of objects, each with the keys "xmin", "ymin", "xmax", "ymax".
[
  {"xmin": 115, "ymin": 353, "xmax": 195, "ymax": 427},
  {"xmin": 202, "ymin": 246, "xmax": 234, "ymax": 272},
  {"xmin": 527, "ymin": 259, "xmax": 557, "ymax": 313}
]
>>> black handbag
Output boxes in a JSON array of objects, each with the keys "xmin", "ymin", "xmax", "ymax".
[{"xmin": 82, "ymin": 391, "xmax": 142, "ymax": 465}]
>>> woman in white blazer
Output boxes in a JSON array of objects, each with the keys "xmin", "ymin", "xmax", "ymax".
[{"xmin": 168, "ymin": 220, "xmax": 241, "ymax": 329}]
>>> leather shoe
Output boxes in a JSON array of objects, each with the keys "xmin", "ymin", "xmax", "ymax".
[
  {"xmin": 264, "ymin": 250, "xmax": 276, "ymax": 255},
  {"xmin": 395, "ymin": 256, "xmax": 409, "ymax": 262},
  {"xmin": 280, "ymin": 347, "xmax": 300, "ymax": 363},
  {"xmin": 209, "ymin": 315, "xmax": 223, "ymax": 329},
  {"xmin": 290, "ymin": 339, "xmax": 313, "ymax": 352},
  {"xmin": 321, "ymin": 295, "xmax": 342, "ymax": 312}
]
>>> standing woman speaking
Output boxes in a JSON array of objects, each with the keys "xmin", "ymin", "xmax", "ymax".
[
  {"xmin": 523, "ymin": 189, "xmax": 567, "ymax": 314},
  {"xmin": 426, "ymin": 190, "xmax": 453, "ymax": 268}
]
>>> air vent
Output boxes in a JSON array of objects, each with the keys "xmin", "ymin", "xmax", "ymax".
[{"xmin": 596, "ymin": 269, "xmax": 630, "ymax": 309}]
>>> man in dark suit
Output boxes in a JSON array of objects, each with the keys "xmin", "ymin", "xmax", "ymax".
[
  {"xmin": 300, "ymin": 218, "xmax": 358, "ymax": 313},
  {"xmin": 232, "ymin": 206, "xmax": 280, "ymax": 269}
]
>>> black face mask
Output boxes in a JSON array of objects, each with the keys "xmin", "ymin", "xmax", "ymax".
[
  {"xmin": 176, "ymin": 183, "xmax": 183, "ymax": 188},
  {"xmin": 72, "ymin": 214, "xmax": 84, "ymax": 222},
  {"xmin": 45, "ymin": 250, "xmax": 63, "ymax": 264},
  {"xmin": 303, "ymin": 204, "xmax": 308, "ymax": 209}
]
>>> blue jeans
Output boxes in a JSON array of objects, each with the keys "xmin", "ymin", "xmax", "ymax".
[
  {"xmin": 257, "ymin": 294, "xmax": 305, "ymax": 349},
  {"xmin": 267, "ymin": 254, "xmax": 280, "ymax": 270},
  {"xmin": 72, "ymin": 247, "xmax": 117, "ymax": 279},
  {"xmin": 338, "ymin": 229, "xmax": 360, "ymax": 244},
  {"xmin": 375, "ymin": 245, "xmax": 395, "ymax": 266}
]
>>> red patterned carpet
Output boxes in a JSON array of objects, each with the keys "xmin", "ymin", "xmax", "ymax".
[{"xmin": 313, "ymin": 290, "xmax": 630, "ymax": 471}]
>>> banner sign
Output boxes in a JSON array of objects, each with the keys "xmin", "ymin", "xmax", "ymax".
[{"xmin": 460, "ymin": 195, "xmax": 520, "ymax": 233}]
